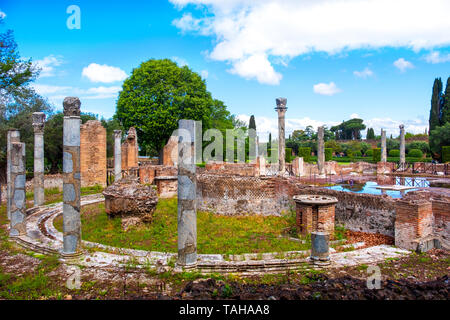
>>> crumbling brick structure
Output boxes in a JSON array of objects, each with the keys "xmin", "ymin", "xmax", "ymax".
[
  {"xmin": 121, "ymin": 127, "xmax": 139, "ymax": 171},
  {"xmin": 80, "ymin": 120, "xmax": 107, "ymax": 187}
]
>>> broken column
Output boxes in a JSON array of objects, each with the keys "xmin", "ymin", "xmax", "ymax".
[
  {"xmin": 9, "ymin": 142, "xmax": 26, "ymax": 237},
  {"xmin": 275, "ymin": 98, "xmax": 287, "ymax": 173},
  {"xmin": 32, "ymin": 112, "xmax": 46, "ymax": 206},
  {"xmin": 381, "ymin": 129, "xmax": 387, "ymax": 162},
  {"xmin": 114, "ymin": 130, "xmax": 122, "ymax": 181},
  {"xmin": 399, "ymin": 124, "xmax": 405, "ymax": 164},
  {"xmin": 310, "ymin": 232, "xmax": 330, "ymax": 266},
  {"xmin": 177, "ymin": 119, "xmax": 197, "ymax": 266},
  {"xmin": 7, "ymin": 129, "xmax": 20, "ymax": 220},
  {"xmin": 292, "ymin": 157, "xmax": 304, "ymax": 176},
  {"xmin": 62, "ymin": 97, "xmax": 82, "ymax": 256},
  {"xmin": 317, "ymin": 126, "xmax": 325, "ymax": 176}
]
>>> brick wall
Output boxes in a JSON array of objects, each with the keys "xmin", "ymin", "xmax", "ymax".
[
  {"xmin": 80, "ymin": 120, "xmax": 107, "ymax": 187},
  {"xmin": 432, "ymin": 199, "xmax": 450, "ymax": 248},
  {"xmin": 121, "ymin": 127, "xmax": 139, "ymax": 171}
]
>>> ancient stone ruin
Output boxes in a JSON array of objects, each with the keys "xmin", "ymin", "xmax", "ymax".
[{"xmin": 80, "ymin": 120, "xmax": 107, "ymax": 187}]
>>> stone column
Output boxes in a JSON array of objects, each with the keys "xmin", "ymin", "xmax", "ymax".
[
  {"xmin": 32, "ymin": 112, "xmax": 46, "ymax": 206},
  {"xmin": 317, "ymin": 126, "xmax": 325, "ymax": 175},
  {"xmin": 7, "ymin": 129, "xmax": 20, "ymax": 220},
  {"xmin": 177, "ymin": 119, "xmax": 197, "ymax": 266},
  {"xmin": 381, "ymin": 129, "xmax": 387, "ymax": 162},
  {"xmin": 275, "ymin": 98, "xmax": 287, "ymax": 173},
  {"xmin": 399, "ymin": 124, "xmax": 405, "ymax": 164},
  {"xmin": 114, "ymin": 130, "xmax": 122, "ymax": 181},
  {"xmin": 310, "ymin": 232, "xmax": 330, "ymax": 266},
  {"xmin": 9, "ymin": 142, "xmax": 26, "ymax": 237},
  {"xmin": 62, "ymin": 97, "xmax": 82, "ymax": 256}
]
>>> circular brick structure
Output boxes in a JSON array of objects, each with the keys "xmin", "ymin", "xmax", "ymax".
[{"xmin": 293, "ymin": 195, "xmax": 338, "ymax": 236}]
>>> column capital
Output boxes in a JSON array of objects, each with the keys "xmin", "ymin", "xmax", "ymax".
[
  {"xmin": 63, "ymin": 97, "xmax": 81, "ymax": 117},
  {"xmin": 32, "ymin": 112, "xmax": 46, "ymax": 134},
  {"xmin": 113, "ymin": 130, "xmax": 122, "ymax": 139}
]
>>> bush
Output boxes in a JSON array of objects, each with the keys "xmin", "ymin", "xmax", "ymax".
[
  {"xmin": 443, "ymin": 146, "xmax": 450, "ymax": 163},
  {"xmin": 372, "ymin": 148, "xmax": 381, "ymax": 162},
  {"xmin": 325, "ymin": 148, "xmax": 333, "ymax": 161},
  {"xmin": 389, "ymin": 149, "xmax": 400, "ymax": 157},
  {"xmin": 406, "ymin": 141, "xmax": 430, "ymax": 155},
  {"xmin": 285, "ymin": 147, "xmax": 293, "ymax": 163},
  {"xmin": 298, "ymin": 147, "xmax": 311, "ymax": 162},
  {"xmin": 353, "ymin": 150, "xmax": 362, "ymax": 157},
  {"xmin": 407, "ymin": 148, "xmax": 423, "ymax": 158},
  {"xmin": 366, "ymin": 149, "xmax": 373, "ymax": 157}
]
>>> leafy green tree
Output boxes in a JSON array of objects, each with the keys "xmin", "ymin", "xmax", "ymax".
[
  {"xmin": 101, "ymin": 117, "xmax": 124, "ymax": 158},
  {"xmin": 366, "ymin": 128, "xmax": 375, "ymax": 139},
  {"xmin": 116, "ymin": 59, "xmax": 234, "ymax": 158},
  {"xmin": 429, "ymin": 78, "xmax": 442, "ymax": 133},
  {"xmin": 442, "ymin": 76, "xmax": 450, "ymax": 125},
  {"xmin": 429, "ymin": 122, "xmax": 450, "ymax": 160},
  {"xmin": 331, "ymin": 118, "xmax": 366, "ymax": 140}
]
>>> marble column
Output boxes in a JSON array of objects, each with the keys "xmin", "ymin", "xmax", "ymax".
[
  {"xmin": 32, "ymin": 112, "xmax": 46, "ymax": 206},
  {"xmin": 177, "ymin": 119, "xmax": 197, "ymax": 266},
  {"xmin": 9, "ymin": 142, "xmax": 26, "ymax": 237},
  {"xmin": 113, "ymin": 130, "xmax": 122, "ymax": 181},
  {"xmin": 310, "ymin": 231, "xmax": 330, "ymax": 266},
  {"xmin": 381, "ymin": 129, "xmax": 387, "ymax": 162},
  {"xmin": 275, "ymin": 98, "xmax": 287, "ymax": 173},
  {"xmin": 317, "ymin": 126, "xmax": 325, "ymax": 175},
  {"xmin": 7, "ymin": 129, "xmax": 20, "ymax": 220},
  {"xmin": 62, "ymin": 97, "xmax": 82, "ymax": 255},
  {"xmin": 399, "ymin": 124, "xmax": 405, "ymax": 164}
]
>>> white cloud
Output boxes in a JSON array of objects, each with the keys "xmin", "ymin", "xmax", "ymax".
[
  {"xmin": 201, "ymin": 70, "xmax": 209, "ymax": 79},
  {"xmin": 228, "ymin": 54, "xmax": 282, "ymax": 85},
  {"xmin": 83, "ymin": 86, "xmax": 122, "ymax": 99},
  {"xmin": 171, "ymin": 56, "xmax": 189, "ymax": 67},
  {"xmin": 350, "ymin": 113, "xmax": 360, "ymax": 119},
  {"xmin": 353, "ymin": 67, "xmax": 373, "ymax": 78},
  {"xmin": 33, "ymin": 83, "xmax": 121, "ymax": 103},
  {"xmin": 313, "ymin": 82, "xmax": 341, "ymax": 96},
  {"xmin": 170, "ymin": 0, "xmax": 450, "ymax": 84},
  {"xmin": 0, "ymin": 10, "xmax": 6, "ymax": 19},
  {"xmin": 34, "ymin": 55, "xmax": 64, "ymax": 78},
  {"xmin": 237, "ymin": 114, "xmax": 427, "ymax": 141},
  {"xmin": 33, "ymin": 84, "xmax": 72, "ymax": 95},
  {"xmin": 82, "ymin": 63, "xmax": 127, "ymax": 83},
  {"xmin": 393, "ymin": 58, "xmax": 414, "ymax": 72},
  {"xmin": 424, "ymin": 51, "xmax": 450, "ymax": 64}
]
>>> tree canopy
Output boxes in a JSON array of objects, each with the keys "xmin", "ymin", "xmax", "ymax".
[
  {"xmin": 116, "ymin": 59, "xmax": 234, "ymax": 156},
  {"xmin": 330, "ymin": 118, "xmax": 366, "ymax": 140}
]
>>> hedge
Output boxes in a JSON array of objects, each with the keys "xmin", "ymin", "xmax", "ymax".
[
  {"xmin": 443, "ymin": 146, "xmax": 450, "ymax": 163},
  {"xmin": 407, "ymin": 148, "xmax": 423, "ymax": 158},
  {"xmin": 325, "ymin": 148, "xmax": 333, "ymax": 161},
  {"xmin": 366, "ymin": 149, "xmax": 373, "ymax": 157},
  {"xmin": 298, "ymin": 147, "xmax": 311, "ymax": 162},
  {"xmin": 372, "ymin": 148, "xmax": 381, "ymax": 162},
  {"xmin": 285, "ymin": 147, "xmax": 293, "ymax": 163},
  {"xmin": 389, "ymin": 149, "xmax": 400, "ymax": 157}
]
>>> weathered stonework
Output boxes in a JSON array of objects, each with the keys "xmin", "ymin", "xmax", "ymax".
[
  {"xmin": 121, "ymin": 127, "xmax": 139, "ymax": 171},
  {"xmin": 292, "ymin": 157, "xmax": 304, "ymax": 176},
  {"xmin": 114, "ymin": 130, "xmax": 122, "ymax": 181},
  {"xmin": 381, "ymin": 129, "xmax": 387, "ymax": 162},
  {"xmin": 80, "ymin": 120, "xmax": 107, "ymax": 187},
  {"xmin": 317, "ymin": 126, "xmax": 325, "ymax": 175},
  {"xmin": 399, "ymin": 124, "xmax": 405, "ymax": 164},
  {"xmin": 162, "ymin": 135, "xmax": 178, "ymax": 166},
  {"xmin": 177, "ymin": 119, "xmax": 197, "ymax": 266},
  {"xmin": 275, "ymin": 98, "xmax": 287, "ymax": 173},
  {"xmin": 155, "ymin": 176, "xmax": 178, "ymax": 198},
  {"xmin": 103, "ymin": 177, "xmax": 158, "ymax": 229},
  {"xmin": 9, "ymin": 142, "xmax": 26, "ymax": 236},
  {"xmin": 293, "ymin": 195, "xmax": 337, "ymax": 236},
  {"xmin": 32, "ymin": 112, "xmax": 45, "ymax": 206},
  {"xmin": 62, "ymin": 97, "xmax": 82, "ymax": 255},
  {"xmin": 7, "ymin": 129, "xmax": 20, "ymax": 220},
  {"xmin": 310, "ymin": 232, "xmax": 330, "ymax": 265}
]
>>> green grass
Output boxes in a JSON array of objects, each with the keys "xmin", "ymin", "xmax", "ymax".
[
  {"xmin": 25, "ymin": 185, "xmax": 104, "ymax": 206},
  {"xmin": 54, "ymin": 198, "xmax": 310, "ymax": 255}
]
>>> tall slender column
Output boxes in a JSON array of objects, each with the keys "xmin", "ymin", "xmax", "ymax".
[
  {"xmin": 9, "ymin": 142, "xmax": 26, "ymax": 237},
  {"xmin": 317, "ymin": 126, "xmax": 325, "ymax": 175},
  {"xmin": 177, "ymin": 119, "xmax": 197, "ymax": 266},
  {"xmin": 62, "ymin": 97, "xmax": 82, "ymax": 255},
  {"xmin": 32, "ymin": 112, "xmax": 46, "ymax": 206},
  {"xmin": 113, "ymin": 130, "xmax": 122, "ymax": 181},
  {"xmin": 399, "ymin": 124, "xmax": 405, "ymax": 164},
  {"xmin": 381, "ymin": 129, "xmax": 387, "ymax": 162},
  {"xmin": 275, "ymin": 98, "xmax": 287, "ymax": 173},
  {"xmin": 7, "ymin": 129, "xmax": 20, "ymax": 220}
]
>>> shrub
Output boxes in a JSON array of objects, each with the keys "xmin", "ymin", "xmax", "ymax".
[
  {"xmin": 285, "ymin": 147, "xmax": 293, "ymax": 163},
  {"xmin": 353, "ymin": 150, "xmax": 362, "ymax": 157},
  {"xmin": 298, "ymin": 147, "xmax": 311, "ymax": 162},
  {"xmin": 347, "ymin": 150, "xmax": 353, "ymax": 158},
  {"xmin": 407, "ymin": 148, "xmax": 423, "ymax": 158},
  {"xmin": 325, "ymin": 148, "xmax": 333, "ymax": 161},
  {"xmin": 443, "ymin": 146, "xmax": 450, "ymax": 163},
  {"xmin": 389, "ymin": 149, "xmax": 400, "ymax": 157},
  {"xmin": 366, "ymin": 149, "xmax": 373, "ymax": 157},
  {"xmin": 406, "ymin": 141, "xmax": 430, "ymax": 155},
  {"xmin": 372, "ymin": 148, "xmax": 381, "ymax": 162}
]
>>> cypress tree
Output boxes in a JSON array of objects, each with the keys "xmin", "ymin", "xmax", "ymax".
[
  {"xmin": 429, "ymin": 78, "xmax": 443, "ymax": 133},
  {"xmin": 441, "ymin": 76, "xmax": 450, "ymax": 125},
  {"xmin": 249, "ymin": 115, "xmax": 256, "ymax": 130}
]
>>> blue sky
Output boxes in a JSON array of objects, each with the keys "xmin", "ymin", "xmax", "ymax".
[{"xmin": 1, "ymin": 0, "xmax": 450, "ymax": 140}]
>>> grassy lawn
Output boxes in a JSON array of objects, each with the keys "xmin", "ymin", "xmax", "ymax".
[
  {"xmin": 54, "ymin": 198, "xmax": 310, "ymax": 255},
  {"xmin": 25, "ymin": 185, "xmax": 104, "ymax": 206}
]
